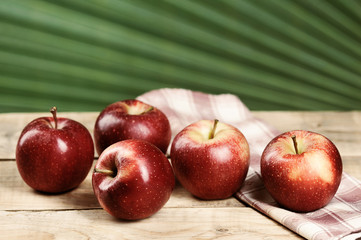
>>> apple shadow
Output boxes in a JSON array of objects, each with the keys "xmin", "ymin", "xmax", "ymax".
[
  {"xmin": 28, "ymin": 177, "xmax": 101, "ymax": 210},
  {"xmin": 18, "ymin": 159, "xmax": 101, "ymax": 211}
]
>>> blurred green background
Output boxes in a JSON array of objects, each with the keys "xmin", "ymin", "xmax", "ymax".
[{"xmin": 1, "ymin": 0, "xmax": 361, "ymax": 112}]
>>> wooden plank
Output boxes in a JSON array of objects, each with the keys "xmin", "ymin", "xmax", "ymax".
[
  {"xmin": 253, "ymin": 111, "xmax": 361, "ymax": 157},
  {"xmin": 0, "ymin": 112, "xmax": 98, "ymax": 160},
  {"xmin": 2, "ymin": 111, "xmax": 361, "ymax": 159},
  {"xmin": 340, "ymin": 156, "xmax": 361, "ymax": 179},
  {"xmin": 0, "ymin": 161, "xmax": 100, "ymax": 211},
  {"xmin": 0, "ymin": 208, "xmax": 301, "ymax": 240},
  {"xmin": 0, "ymin": 161, "xmax": 243, "ymax": 211},
  {"xmin": 2, "ymin": 154, "xmax": 360, "ymax": 211},
  {"xmin": 1, "ymin": 111, "xmax": 360, "ymax": 239}
]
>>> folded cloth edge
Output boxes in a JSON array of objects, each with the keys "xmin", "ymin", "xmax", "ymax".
[{"xmin": 137, "ymin": 88, "xmax": 361, "ymax": 240}]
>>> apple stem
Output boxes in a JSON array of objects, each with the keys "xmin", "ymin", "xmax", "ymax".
[
  {"xmin": 140, "ymin": 106, "xmax": 154, "ymax": 115},
  {"xmin": 50, "ymin": 106, "xmax": 58, "ymax": 129},
  {"xmin": 94, "ymin": 168, "xmax": 116, "ymax": 177},
  {"xmin": 209, "ymin": 119, "xmax": 219, "ymax": 139},
  {"xmin": 291, "ymin": 135, "xmax": 299, "ymax": 154}
]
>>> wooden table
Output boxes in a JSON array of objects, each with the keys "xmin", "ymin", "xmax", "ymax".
[{"xmin": 1, "ymin": 111, "xmax": 360, "ymax": 239}]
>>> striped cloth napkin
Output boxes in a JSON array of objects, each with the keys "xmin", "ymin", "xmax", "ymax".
[{"xmin": 137, "ymin": 88, "xmax": 361, "ymax": 240}]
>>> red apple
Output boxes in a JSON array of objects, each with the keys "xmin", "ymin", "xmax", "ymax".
[
  {"xmin": 261, "ymin": 130, "xmax": 343, "ymax": 212},
  {"xmin": 16, "ymin": 107, "xmax": 94, "ymax": 193},
  {"xmin": 170, "ymin": 119, "xmax": 250, "ymax": 200},
  {"xmin": 92, "ymin": 139, "xmax": 175, "ymax": 220},
  {"xmin": 94, "ymin": 99, "xmax": 171, "ymax": 155}
]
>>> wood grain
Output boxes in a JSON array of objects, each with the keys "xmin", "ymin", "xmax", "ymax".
[
  {"xmin": 0, "ymin": 161, "xmax": 243, "ymax": 211},
  {"xmin": 254, "ymin": 111, "xmax": 361, "ymax": 157},
  {"xmin": 1, "ymin": 111, "xmax": 361, "ymax": 239},
  {"xmin": 2, "ymin": 111, "xmax": 361, "ymax": 159},
  {"xmin": 1, "ymin": 208, "xmax": 300, "ymax": 240},
  {"xmin": 0, "ymin": 112, "xmax": 98, "ymax": 160}
]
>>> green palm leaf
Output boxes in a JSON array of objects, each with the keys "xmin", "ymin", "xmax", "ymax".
[{"xmin": 1, "ymin": 0, "xmax": 361, "ymax": 112}]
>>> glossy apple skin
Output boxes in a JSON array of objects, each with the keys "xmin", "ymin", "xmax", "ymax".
[
  {"xmin": 16, "ymin": 117, "xmax": 94, "ymax": 193},
  {"xmin": 94, "ymin": 99, "xmax": 171, "ymax": 155},
  {"xmin": 92, "ymin": 139, "xmax": 175, "ymax": 220},
  {"xmin": 170, "ymin": 120, "xmax": 250, "ymax": 200},
  {"xmin": 261, "ymin": 130, "xmax": 343, "ymax": 212}
]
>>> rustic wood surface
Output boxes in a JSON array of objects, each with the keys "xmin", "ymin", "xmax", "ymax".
[{"xmin": 1, "ymin": 111, "xmax": 360, "ymax": 239}]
